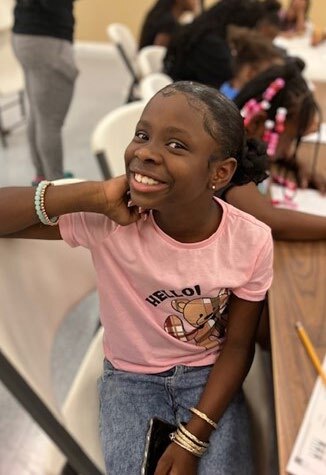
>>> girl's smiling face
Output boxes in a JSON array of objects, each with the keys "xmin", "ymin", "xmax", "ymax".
[{"xmin": 124, "ymin": 92, "xmax": 223, "ymax": 212}]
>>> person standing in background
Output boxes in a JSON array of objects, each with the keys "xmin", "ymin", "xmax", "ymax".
[{"xmin": 12, "ymin": 0, "xmax": 78, "ymax": 184}]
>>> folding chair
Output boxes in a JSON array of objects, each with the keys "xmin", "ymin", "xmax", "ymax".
[
  {"xmin": 0, "ymin": 202, "xmax": 105, "ymax": 474},
  {"xmin": 106, "ymin": 23, "xmax": 140, "ymax": 102},
  {"xmin": 139, "ymin": 72, "xmax": 172, "ymax": 101},
  {"xmin": 137, "ymin": 45, "xmax": 167, "ymax": 77},
  {"xmin": 91, "ymin": 100, "xmax": 146, "ymax": 179}
]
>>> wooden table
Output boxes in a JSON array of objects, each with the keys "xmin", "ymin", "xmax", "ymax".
[
  {"xmin": 268, "ymin": 79, "xmax": 326, "ymax": 473},
  {"xmin": 268, "ymin": 240, "xmax": 326, "ymax": 474}
]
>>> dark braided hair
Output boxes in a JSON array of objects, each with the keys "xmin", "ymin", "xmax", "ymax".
[
  {"xmin": 164, "ymin": 0, "xmax": 281, "ymax": 79},
  {"xmin": 227, "ymin": 26, "xmax": 284, "ymax": 77},
  {"xmin": 234, "ymin": 60, "xmax": 321, "ymax": 162},
  {"xmin": 139, "ymin": 0, "xmax": 176, "ymax": 49},
  {"xmin": 157, "ymin": 81, "xmax": 268, "ymax": 186}
]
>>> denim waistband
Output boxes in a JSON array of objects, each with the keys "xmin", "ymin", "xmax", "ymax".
[{"xmin": 105, "ymin": 359, "xmax": 213, "ymax": 377}]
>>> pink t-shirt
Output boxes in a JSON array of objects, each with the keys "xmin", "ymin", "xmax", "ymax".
[{"xmin": 59, "ymin": 198, "xmax": 273, "ymax": 373}]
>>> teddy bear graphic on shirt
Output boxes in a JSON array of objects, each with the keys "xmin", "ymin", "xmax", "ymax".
[{"xmin": 164, "ymin": 288, "xmax": 230, "ymax": 350}]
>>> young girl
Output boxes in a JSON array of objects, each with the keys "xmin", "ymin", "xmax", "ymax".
[
  {"xmin": 222, "ymin": 61, "xmax": 326, "ymax": 241},
  {"xmin": 220, "ymin": 26, "xmax": 284, "ymax": 100},
  {"xmin": 0, "ymin": 83, "xmax": 273, "ymax": 474}
]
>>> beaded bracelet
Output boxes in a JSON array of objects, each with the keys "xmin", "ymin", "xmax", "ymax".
[
  {"xmin": 189, "ymin": 407, "xmax": 217, "ymax": 430},
  {"xmin": 34, "ymin": 180, "xmax": 59, "ymax": 226}
]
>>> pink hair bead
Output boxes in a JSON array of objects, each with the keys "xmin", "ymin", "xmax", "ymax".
[
  {"xmin": 262, "ymin": 120, "xmax": 274, "ymax": 143},
  {"xmin": 267, "ymin": 132, "xmax": 279, "ymax": 157},
  {"xmin": 275, "ymin": 107, "xmax": 287, "ymax": 134},
  {"xmin": 240, "ymin": 98, "xmax": 257, "ymax": 118}
]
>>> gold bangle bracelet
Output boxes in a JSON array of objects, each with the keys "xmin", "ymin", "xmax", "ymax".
[
  {"xmin": 172, "ymin": 436, "xmax": 205, "ymax": 457},
  {"xmin": 174, "ymin": 431, "xmax": 206, "ymax": 454},
  {"xmin": 190, "ymin": 407, "xmax": 218, "ymax": 430},
  {"xmin": 178, "ymin": 423, "xmax": 209, "ymax": 448}
]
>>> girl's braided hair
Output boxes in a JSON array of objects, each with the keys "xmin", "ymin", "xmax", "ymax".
[
  {"xmin": 139, "ymin": 0, "xmax": 176, "ymax": 49},
  {"xmin": 234, "ymin": 60, "xmax": 321, "ymax": 163},
  {"xmin": 164, "ymin": 0, "xmax": 281, "ymax": 75},
  {"xmin": 158, "ymin": 81, "xmax": 268, "ymax": 186}
]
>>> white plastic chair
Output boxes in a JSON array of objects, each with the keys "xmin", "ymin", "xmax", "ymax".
[
  {"xmin": 137, "ymin": 45, "xmax": 167, "ymax": 77},
  {"xmin": 0, "ymin": 179, "xmax": 106, "ymax": 475},
  {"xmin": 106, "ymin": 23, "xmax": 140, "ymax": 101},
  {"xmin": 91, "ymin": 100, "xmax": 146, "ymax": 179},
  {"xmin": 0, "ymin": 0, "xmax": 25, "ymax": 147},
  {"xmin": 139, "ymin": 72, "xmax": 173, "ymax": 101}
]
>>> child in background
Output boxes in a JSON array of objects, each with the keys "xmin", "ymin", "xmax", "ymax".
[
  {"xmin": 0, "ymin": 82, "xmax": 273, "ymax": 474},
  {"xmin": 279, "ymin": 0, "xmax": 310, "ymax": 37},
  {"xmin": 220, "ymin": 61, "xmax": 326, "ymax": 241},
  {"xmin": 220, "ymin": 26, "xmax": 284, "ymax": 100},
  {"xmin": 138, "ymin": 0, "xmax": 200, "ymax": 49}
]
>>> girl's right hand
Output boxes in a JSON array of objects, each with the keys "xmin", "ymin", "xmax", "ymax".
[
  {"xmin": 100, "ymin": 175, "xmax": 141, "ymax": 226},
  {"xmin": 154, "ymin": 442, "xmax": 198, "ymax": 475}
]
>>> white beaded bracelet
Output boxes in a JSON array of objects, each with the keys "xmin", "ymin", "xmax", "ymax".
[{"xmin": 34, "ymin": 180, "xmax": 59, "ymax": 226}]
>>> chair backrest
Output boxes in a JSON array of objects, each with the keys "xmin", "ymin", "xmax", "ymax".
[
  {"xmin": 91, "ymin": 100, "xmax": 146, "ymax": 179},
  {"xmin": 139, "ymin": 72, "xmax": 173, "ymax": 101},
  {"xmin": 0, "ymin": 176, "xmax": 107, "ymax": 474},
  {"xmin": 137, "ymin": 45, "xmax": 167, "ymax": 77},
  {"xmin": 106, "ymin": 23, "xmax": 139, "ymax": 80}
]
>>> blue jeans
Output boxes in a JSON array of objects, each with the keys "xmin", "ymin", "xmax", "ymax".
[{"xmin": 98, "ymin": 360, "xmax": 253, "ymax": 475}]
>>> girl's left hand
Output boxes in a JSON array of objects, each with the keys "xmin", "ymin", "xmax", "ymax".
[{"xmin": 154, "ymin": 443, "xmax": 199, "ymax": 475}]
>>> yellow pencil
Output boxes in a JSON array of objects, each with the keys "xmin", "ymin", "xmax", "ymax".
[{"xmin": 295, "ymin": 321, "xmax": 326, "ymax": 386}]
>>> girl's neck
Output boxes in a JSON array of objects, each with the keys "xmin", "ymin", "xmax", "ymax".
[{"xmin": 152, "ymin": 198, "xmax": 223, "ymax": 243}]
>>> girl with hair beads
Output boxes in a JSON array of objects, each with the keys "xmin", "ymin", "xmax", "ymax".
[
  {"xmin": 222, "ymin": 61, "xmax": 326, "ymax": 241},
  {"xmin": 0, "ymin": 82, "xmax": 273, "ymax": 474}
]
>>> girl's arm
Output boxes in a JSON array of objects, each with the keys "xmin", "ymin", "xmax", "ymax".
[
  {"xmin": 225, "ymin": 182, "xmax": 326, "ymax": 241},
  {"xmin": 185, "ymin": 295, "xmax": 262, "ymax": 437},
  {"xmin": 156, "ymin": 295, "xmax": 263, "ymax": 475},
  {"xmin": 0, "ymin": 177, "xmax": 140, "ymax": 239}
]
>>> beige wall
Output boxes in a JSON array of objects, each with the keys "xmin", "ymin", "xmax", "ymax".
[
  {"xmin": 75, "ymin": 0, "xmax": 154, "ymax": 43},
  {"xmin": 75, "ymin": 0, "xmax": 326, "ymax": 43},
  {"xmin": 278, "ymin": 1, "xmax": 326, "ymax": 28}
]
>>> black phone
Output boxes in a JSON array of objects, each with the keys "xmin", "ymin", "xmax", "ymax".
[{"xmin": 141, "ymin": 417, "xmax": 177, "ymax": 475}]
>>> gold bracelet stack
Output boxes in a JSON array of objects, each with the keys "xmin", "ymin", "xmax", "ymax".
[
  {"xmin": 189, "ymin": 407, "xmax": 218, "ymax": 430},
  {"xmin": 169, "ymin": 423, "xmax": 209, "ymax": 458}
]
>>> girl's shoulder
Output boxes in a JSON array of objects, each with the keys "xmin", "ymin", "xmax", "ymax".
[{"xmin": 216, "ymin": 196, "xmax": 272, "ymax": 238}]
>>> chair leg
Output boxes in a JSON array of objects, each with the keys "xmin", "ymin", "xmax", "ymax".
[
  {"xmin": 19, "ymin": 90, "xmax": 26, "ymax": 117},
  {"xmin": 61, "ymin": 463, "xmax": 79, "ymax": 475},
  {"xmin": 95, "ymin": 152, "xmax": 112, "ymax": 180},
  {"xmin": 0, "ymin": 110, "xmax": 8, "ymax": 148},
  {"xmin": 125, "ymin": 79, "xmax": 139, "ymax": 104}
]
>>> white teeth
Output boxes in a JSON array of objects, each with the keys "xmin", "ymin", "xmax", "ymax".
[{"xmin": 134, "ymin": 173, "xmax": 160, "ymax": 185}]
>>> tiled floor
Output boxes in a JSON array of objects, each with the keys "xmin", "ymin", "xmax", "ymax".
[{"xmin": 0, "ymin": 43, "xmax": 130, "ymax": 475}]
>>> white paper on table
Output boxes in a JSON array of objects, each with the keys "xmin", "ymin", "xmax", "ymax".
[
  {"xmin": 303, "ymin": 123, "xmax": 326, "ymax": 144},
  {"xmin": 270, "ymin": 184, "xmax": 326, "ymax": 217},
  {"xmin": 287, "ymin": 356, "xmax": 326, "ymax": 475}
]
